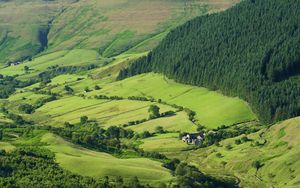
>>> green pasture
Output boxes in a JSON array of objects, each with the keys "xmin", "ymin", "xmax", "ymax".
[
  {"xmin": 140, "ymin": 133, "xmax": 193, "ymax": 153},
  {"xmin": 128, "ymin": 112, "xmax": 197, "ymax": 133},
  {"xmin": 41, "ymin": 133, "xmax": 173, "ymax": 183},
  {"xmin": 0, "ymin": 49, "xmax": 100, "ymax": 78},
  {"xmin": 85, "ymin": 73, "xmax": 257, "ymax": 129},
  {"xmin": 35, "ymin": 96, "xmax": 176, "ymax": 127}
]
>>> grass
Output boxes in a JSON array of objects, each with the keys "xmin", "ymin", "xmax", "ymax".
[
  {"xmin": 25, "ymin": 69, "xmax": 252, "ymax": 132},
  {"xmin": 41, "ymin": 133, "xmax": 173, "ymax": 184},
  {"xmin": 0, "ymin": 0, "xmax": 71, "ymax": 64},
  {"xmin": 35, "ymin": 96, "xmax": 176, "ymax": 128},
  {"xmin": 0, "ymin": 112, "xmax": 12, "ymax": 123},
  {"xmin": 8, "ymin": 91, "xmax": 48, "ymax": 105},
  {"xmin": 0, "ymin": 49, "xmax": 100, "ymax": 78},
  {"xmin": 83, "ymin": 73, "xmax": 256, "ymax": 129},
  {"xmin": 127, "ymin": 111, "xmax": 197, "ymax": 133},
  {"xmin": 47, "ymin": 0, "xmax": 214, "ymax": 57},
  {"xmin": 0, "ymin": 0, "xmax": 235, "ymax": 65},
  {"xmin": 140, "ymin": 133, "xmax": 193, "ymax": 153},
  {"xmin": 0, "ymin": 142, "xmax": 16, "ymax": 152},
  {"xmin": 183, "ymin": 117, "xmax": 300, "ymax": 188}
]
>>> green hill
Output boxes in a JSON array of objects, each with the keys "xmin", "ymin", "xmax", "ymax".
[
  {"xmin": 0, "ymin": 0, "xmax": 236, "ymax": 65},
  {"xmin": 119, "ymin": 0, "xmax": 300, "ymax": 124},
  {"xmin": 0, "ymin": 0, "xmax": 73, "ymax": 65},
  {"xmin": 184, "ymin": 116, "xmax": 300, "ymax": 187}
]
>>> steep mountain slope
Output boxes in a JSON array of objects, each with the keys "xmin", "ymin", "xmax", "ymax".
[{"xmin": 119, "ymin": 0, "xmax": 300, "ymax": 124}]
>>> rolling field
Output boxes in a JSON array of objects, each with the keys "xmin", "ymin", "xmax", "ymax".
[
  {"xmin": 140, "ymin": 133, "xmax": 193, "ymax": 153},
  {"xmin": 35, "ymin": 96, "xmax": 176, "ymax": 127},
  {"xmin": 8, "ymin": 91, "xmax": 48, "ymax": 105},
  {"xmin": 0, "ymin": 112, "xmax": 12, "ymax": 123},
  {"xmin": 0, "ymin": 142, "xmax": 16, "ymax": 152},
  {"xmin": 79, "ymin": 73, "xmax": 257, "ymax": 129},
  {"xmin": 184, "ymin": 117, "xmax": 300, "ymax": 187},
  {"xmin": 128, "ymin": 111, "xmax": 197, "ymax": 133},
  {"xmin": 0, "ymin": 49, "xmax": 101, "ymax": 78},
  {"xmin": 41, "ymin": 133, "xmax": 173, "ymax": 184}
]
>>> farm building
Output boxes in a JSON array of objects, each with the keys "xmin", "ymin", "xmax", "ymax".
[{"xmin": 182, "ymin": 133, "xmax": 204, "ymax": 145}]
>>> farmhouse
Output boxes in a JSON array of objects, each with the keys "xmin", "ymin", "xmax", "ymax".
[
  {"xmin": 10, "ymin": 61, "xmax": 21, "ymax": 66},
  {"xmin": 182, "ymin": 133, "xmax": 204, "ymax": 145}
]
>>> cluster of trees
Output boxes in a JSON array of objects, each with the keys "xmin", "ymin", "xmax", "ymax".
[
  {"xmin": 33, "ymin": 65, "xmax": 97, "ymax": 84},
  {"xmin": 94, "ymin": 95, "xmax": 124, "ymax": 100},
  {"xmin": 123, "ymin": 107, "xmax": 175, "ymax": 128},
  {"xmin": 17, "ymin": 93, "xmax": 58, "ymax": 115},
  {"xmin": 47, "ymin": 123, "xmax": 168, "ymax": 160},
  {"xmin": 0, "ymin": 107, "xmax": 27, "ymax": 125},
  {"xmin": 49, "ymin": 124, "xmax": 134, "ymax": 153},
  {"xmin": 18, "ymin": 104, "xmax": 35, "ymax": 114},
  {"xmin": 148, "ymin": 105, "xmax": 176, "ymax": 119},
  {"xmin": 179, "ymin": 122, "xmax": 260, "ymax": 147},
  {"xmin": 0, "ymin": 148, "xmax": 146, "ymax": 188},
  {"xmin": 163, "ymin": 159, "xmax": 236, "ymax": 187},
  {"xmin": 201, "ymin": 128, "xmax": 257, "ymax": 147},
  {"xmin": 118, "ymin": 0, "xmax": 300, "ymax": 123},
  {"xmin": 64, "ymin": 85, "xmax": 74, "ymax": 94},
  {"xmin": 35, "ymin": 94, "xmax": 58, "ymax": 108},
  {"xmin": 148, "ymin": 105, "xmax": 160, "ymax": 119},
  {"xmin": 128, "ymin": 96, "xmax": 153, "ymax": 102},
  {"xmin": 0, "ymin": 75, "xmax": 32, "ymax": 98}
]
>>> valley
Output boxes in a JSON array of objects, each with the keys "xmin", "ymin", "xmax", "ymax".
[{"xmin": 0, "ymin": 0, "xmax": 299, "ymax": 188}]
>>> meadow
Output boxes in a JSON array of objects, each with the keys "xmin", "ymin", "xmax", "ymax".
[
  {"xmin": 76, "ymin": 73, "xmax": 257, "ymax": 129},
  {"xmin": 0, "ymin": 49, "xmax": 102, "ymax": 78},
  {"xmin": 35, "ymin": 96, "xmax": 177, "ymax": 128},
  {"xmin": 139, "ymin": 133, "xmax": 193, "ymax": 153},
  {"xmin": 41, "ymin": 133, "xmax": 173, "ymax": 184}
]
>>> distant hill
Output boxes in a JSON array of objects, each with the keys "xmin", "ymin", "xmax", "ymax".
[
  {"xmin": 118, "ymin": 0, "xmax": 300, "ymax": 124},
  {"xmin": 0, "ymin": 0, "xmax": 238, "ymax": 65},
  {"xmin": 0, "ymin": 0, "xmax": 73, "ymax": 65}
]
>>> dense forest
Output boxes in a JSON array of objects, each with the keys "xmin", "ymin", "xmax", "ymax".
[{"xmin": 118, "ymin": 0, "xmax": 300, "ymax": 123}]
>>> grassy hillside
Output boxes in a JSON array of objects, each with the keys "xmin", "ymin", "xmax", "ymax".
[
  {"xmin": 139, "ymin": 133, "xmax": 193, "ymax": 153},
  {"xmin": 46, "ymin": 0, "xmax": 222, "ymax": 57},
  {"xmin": 6, "ymin": 72, "xmax": 255, "ymax": 130},
  {"xmin": 41, "ymin": 133, "xmax": 173, "ymax": 184},
  {"xmin": 183, "ymin": 117, "xmax": 300, "ymax": 187},
  {"xmin": 81, "ymin": 73, "xmax": 256, "ymax": 129},
  {"xmin": 0, "ymin": 0, "xmax": 239, "ymax": 65},
  {"xmin": 0, "ymin": 0, "xmax": 74, "ymax": 65},
  {"xmin": 35, "ymin": 96, "xmax": 176, "ymax": 128}
]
